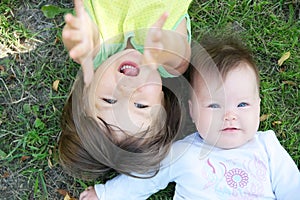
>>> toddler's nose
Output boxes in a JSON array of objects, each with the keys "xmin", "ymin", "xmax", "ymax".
[{"xmin": 115, "ymin": 81, "xmax": 135, "ymax": 97}]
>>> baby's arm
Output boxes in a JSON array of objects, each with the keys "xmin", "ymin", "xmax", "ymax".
[
  {"xmin": 144, "ymin": 13, "xmax": 191, "ymax": 75},
  {"xmin": 79, "ymin": 168, "xmax": 171, "ymax": 200},
  {"xmin": 263, "ymin": 130, "xmax": 300, "ymax": 199},
  {"xmin": 78, "ymin": 140, "xmax": 188, "ymax": 199},
  {"xmin": 62, "ymin": 0, "xmax": 100, "ymax": 64},
  {"xmin": 79, "ymin": 186, "xmax": 98, "ymax": 200}
]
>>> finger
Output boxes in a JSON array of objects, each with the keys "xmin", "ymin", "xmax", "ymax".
[
  {"xmin": 64, "ymin": 13, "xmax": 74, "ymax": 23},
  {"xmin": 71, "ymin": 45, "xmax": 94, "ymax": 86},
  {"xmin": 69, "ymin": 44, "xmax": 87, "ymax": 60},
  {"xmin": 151, "ymin": 12, "xmax": 169, "ymax": 29},
  {"xmin": 74, "ymin": 0, "xmax": 85, "ymax": 17},
  {"xmin": 62, "ymin": 29, "xmax": 83, "ymax": 42},
  {"xmin": 142, "ymin": 49, "xmax": 159, "ymax": 70},
  {"xmin": 64, "ymin": 13, "xmax": 82, "ymax": 29},
  {"xmin": 148, "ymin": 28, "xmax": 162, "ymax": 43}
]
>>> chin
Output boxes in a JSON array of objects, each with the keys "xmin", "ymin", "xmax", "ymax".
[{"xmin": 218, "ymin": 141, "xmax": 246, "ymax": 150}]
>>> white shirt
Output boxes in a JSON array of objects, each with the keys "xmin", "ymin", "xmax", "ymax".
[{"xmin": 95, "ymin": 130, "xmax": 300, "ymax": 199}]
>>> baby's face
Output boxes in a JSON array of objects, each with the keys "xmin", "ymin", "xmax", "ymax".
[
  {"xmin": 189, "ymin": 63, "xmax": 260, "ymax": 149},
  {"xmin": 92, "ymin": 49, "xmax": 164, "ymax": 140}
]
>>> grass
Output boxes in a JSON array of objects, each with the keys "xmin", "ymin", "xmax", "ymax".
[{"xmin": 0, "ymin": 0, "xmax": 299, "ymax": 199}]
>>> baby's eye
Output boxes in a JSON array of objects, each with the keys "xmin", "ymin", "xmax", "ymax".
[
  {"xmin": 238, "ymin": 102, "xmax": 249, "ymax": 107},
  {"xmin": 102, "ymin": 98, "xmax": 117, "ymax": 104},
  {"xmin": 208, "ymin": 103, "xmax": 220, "ymax": 108},
  {"xmin": 134, "ymin": 103, "xmax": 149, "ymax": 109}
]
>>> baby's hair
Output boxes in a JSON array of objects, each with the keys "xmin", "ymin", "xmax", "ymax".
[
  {"xmin": 58, "ymin": 71, "xmax": 186, "ymax": 180},
  {"xmin": 186, "ymin": 33, "xmax": 259, "ymax": 88}
]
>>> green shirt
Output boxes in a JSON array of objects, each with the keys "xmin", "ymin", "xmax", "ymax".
[{"xmin": 84, "ymin": 0, "xmax": 192, "ymax": 77}]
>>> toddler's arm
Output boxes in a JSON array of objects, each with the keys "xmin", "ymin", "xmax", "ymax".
[
  {"xmin": 62, "ymin": 0, "xmax": 100, "ymax": 64},
  {"xmin": 144, "ymin": 13, "xmax": 191, "ymax": 75}
]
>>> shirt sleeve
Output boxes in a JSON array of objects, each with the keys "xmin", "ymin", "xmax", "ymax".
[
  {"xmin": 94, "ymin": 170, "xmax": 171, "ymax": 200},
  {"xmin": 92, "ymin": 137, "xmax": 194, "ymax": 199},
  {"xmin": 260, "ymin": 130, "xmax": 300, "ymax": 199}
]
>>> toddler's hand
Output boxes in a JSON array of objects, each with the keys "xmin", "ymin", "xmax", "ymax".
[
  {"xmin": 62, "ymin": 0, "xmax": 99, "ymax": 64},
  {"xmin": 142, "ymin": 12, "xmax": 168, "ymax": 68},
  {"xmin": 79, "ymin": 186, "xmax": 99, "ymax": 200}
]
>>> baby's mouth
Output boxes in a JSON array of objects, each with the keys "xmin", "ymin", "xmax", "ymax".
[
  {"xmin": 222, "ymin": 127, "xmax": 240, "ymax": 131},
  {"xmin": 119, "ymin": 62, "xmax": 139, "ymax": 76}
]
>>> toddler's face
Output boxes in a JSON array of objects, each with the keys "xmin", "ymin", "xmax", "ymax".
[
  {"xmin": 189, "ymin": 63, "xmax": 260, "ymax": 149},
  {"xmin": 92, "ymin": 49, "xmax": 164, "ymax": 140}
]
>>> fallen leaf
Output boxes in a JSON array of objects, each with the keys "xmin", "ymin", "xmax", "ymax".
[
  {"xmin": 0, "ymin": 65, "xmax": 5, "ymax": 72},
  {"xmin": 2, "ymin": 171, "xmax": 10, "ymax": 178},
  {"xmin": 282, "ymin": 80, "xmax": 297, "ymax": 86},
  {"xmin": 8, "ymin": 74, "xmax": 16, "ymax": 80},
  {"xmin": 64, "ymin": 193, "xmax": 77, "ymax": 200},
  {"xmin": 64, "ymin": 194, "xmax": 71, "ymax": 200},
  {"xmin": 57, "ymin": 189, "xmax": 77, "ymax": 199},
  {"xmin": 52, "ymin": 80, "xmax": 60, "ymax": 91},
  {"xmin": 48, "ymin": 157, "xmax": 53, "ymax": 169},
  {"xmin": 57, "ymin": 189, "xmax": 68, "ymax": 196},
  {"xmin": 14, "ymin": 54, "xmax": 22, "ymax": 62},
  {"xmin": 279, "ymin": 68, "xmax": 285, "ymax": 73},
  {"xmin": 260, "ymin": 114, "xmax": 270, "ymax": 121},
  {"xmin": 52, "ymin": 105, "xmax": 57, "ymax": 112},
  {"xmin": 21, "ymin": 155, "xmax": 31, "ymax": 162},
  {"xmin": 272, "ymin": 121, "xmax": 282, "ymax": 126},
  {"xmin": 278, "ymin": 51, "xmax": 290, "ymax": 66},
  {"xmin": 54, "ymin": 36, "xmax": 60, "ymax": 44}
]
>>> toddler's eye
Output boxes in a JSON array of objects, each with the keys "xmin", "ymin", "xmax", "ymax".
[
  {"xmin": 102, "ymin": 98, "xmax": 117, "ymax": 104},
  {"xmin": 134, "ymin": 103, "xmax": 149, "ymax": 109},
  {"xmin": 238, "ymin": 102, "xmax": 249, "ymax": 107},
  {"xmin": 208, "ymin": 103, "xmax": 220, "ymax": 108}
]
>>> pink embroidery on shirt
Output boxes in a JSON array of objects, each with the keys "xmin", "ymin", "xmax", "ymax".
[
  {"xmin": 225, "ymin": 168, "xmax": 249, "ymax": 189},
  {"xmin": 207, "ymin": 159, "xmax": 216, "ymax": 173},
  {"xmin": 219, "ymin": 162, "xmax": 227, "ymax": 175}
]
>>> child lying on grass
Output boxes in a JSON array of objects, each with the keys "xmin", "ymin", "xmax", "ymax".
[{"xmin": 58, "ymin": 0, "xmax": 192, "ymax": 180}]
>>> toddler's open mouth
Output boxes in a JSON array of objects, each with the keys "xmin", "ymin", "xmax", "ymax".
[{"xmin": 119, "ymin": 62, "xmax": 139, "ymax": 76}]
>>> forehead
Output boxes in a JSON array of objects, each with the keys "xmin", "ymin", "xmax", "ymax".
[
  {"xmin": 192, "ymin": 61, "xmax": 258, "ymax": 84},
  {"xmin": 191, "ymin": 62, "xmax": 259, "ymax": 95}
]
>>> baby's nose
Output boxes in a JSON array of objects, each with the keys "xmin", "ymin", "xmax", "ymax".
[{"xmin": 224, "ymin": 111, "xmax": 237, "ymax": 121}]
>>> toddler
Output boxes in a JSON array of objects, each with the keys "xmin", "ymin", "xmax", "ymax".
[{"xmin": 58, "ymin": 0, "xmax": 192, "ymax": 179}]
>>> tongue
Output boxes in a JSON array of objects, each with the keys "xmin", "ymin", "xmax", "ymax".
[{"xmin": 123, "ymin": 68, "xmax": 139, "ymax": 76}]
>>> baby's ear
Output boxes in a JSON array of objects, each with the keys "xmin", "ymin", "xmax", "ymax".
[{"xmin": 188, "ymin": 99, "xmax": 194, "ymax": 122}]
